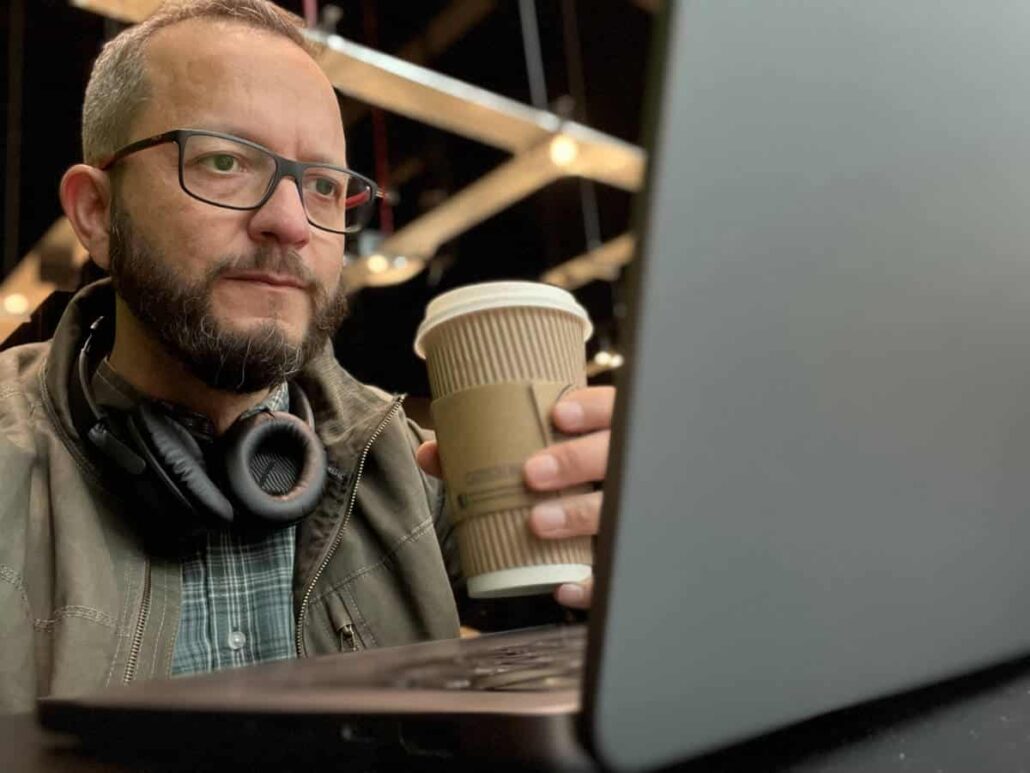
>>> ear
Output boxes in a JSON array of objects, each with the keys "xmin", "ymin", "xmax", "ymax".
[{"xmin": 60, "ymin": 164, "xmax": 114, "ymax": 270}]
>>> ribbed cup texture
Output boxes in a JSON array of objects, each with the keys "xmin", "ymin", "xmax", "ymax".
[
  {"xmin": 457, "ymin": 508, "xmax": 592, "ymax": 576},
  {"xmin": 423, "ymin": 305, "xmax": 591, "ymax": 584},
  {"xmin": 423, "ymin": 307, "xmax": 587, "ymax": 399}
]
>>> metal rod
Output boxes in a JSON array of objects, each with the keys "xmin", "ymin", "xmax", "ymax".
[
  {"xmin": 561, "ymin": 0, "xmax": 603, "ymax": 252},
  {"xmin": 4, "ymin": 0, "xmax": 25, "ymax": 276},
  {"xmin": 303, "ymin": 0, "xmax": 318, "ymax": 28},
  {"xmin": 517, "ymin": 0, "xmax": 548, "ymax": 110}
]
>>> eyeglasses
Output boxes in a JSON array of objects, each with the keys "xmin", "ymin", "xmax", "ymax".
[{"xmin": 97, "ymin": 129, "xmax": 383, "ymax": 235}]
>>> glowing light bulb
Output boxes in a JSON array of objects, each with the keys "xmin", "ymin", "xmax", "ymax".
[
  {"xmin": 3, "ymin": 293, "xmax": 29, "ymax": 315},
  {"xmin": 594, "ymin": 350, "xmax": 612, "ymax": 367},
  {"xmin": 549, "ymin": 135, "xmax": 579, "ymax": 168},
  {"xmin": 366, "ymin": 254, "xmax": 390, "ymax": 274},
  {"xmin": 609, "ymin": 353, "xmax": 625, "ymax": 369}
]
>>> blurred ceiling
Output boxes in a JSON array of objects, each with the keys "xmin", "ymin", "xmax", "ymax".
[{"xmin": 0, "ymin": 0, "xmax": 655, "ymax": 396}]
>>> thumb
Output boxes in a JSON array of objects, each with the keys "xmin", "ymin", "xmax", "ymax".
[{"xmin": 415, "ymin": 440, "xmax": 444, "ymax": 479}]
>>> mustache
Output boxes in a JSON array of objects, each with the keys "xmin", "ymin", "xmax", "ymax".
[
  {"xmin": 207, "ymin": 248, "xmax": 333, "ymax": 309},
  {"xmin": 214, "ymin": 248, "xmax": 316, "ymax": 286}
]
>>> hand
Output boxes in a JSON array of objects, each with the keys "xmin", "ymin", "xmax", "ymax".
[
  {"xmin": 415, "ymin": 386, "xmax": 615, "ymax": 611},
  {"xmin": 522, "ymin": 386, "xmax": 614, "ymax": 609}
]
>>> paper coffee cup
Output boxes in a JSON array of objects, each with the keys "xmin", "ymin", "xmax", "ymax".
[{"xmin": 415, "ymin": 282, "xmax": 594, "ymax": 599}]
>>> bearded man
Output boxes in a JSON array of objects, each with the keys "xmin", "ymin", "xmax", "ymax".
[{"xmin": 0, "ymin": 0, "xmax": 614, "ymax": 713}]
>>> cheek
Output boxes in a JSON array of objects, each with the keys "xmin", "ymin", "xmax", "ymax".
[
  {"xmin": 120, "ymin": 172, "xmax": 198, "ymax": 271},
  {"xmin": 310, "ymin": 237, "xmax": 345, "ymax": 293},
  {"xmin": 147, "ymin": 202, "xmax": 248, "ymax": 281}
]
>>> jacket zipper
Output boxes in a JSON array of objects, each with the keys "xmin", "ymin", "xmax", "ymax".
[
  {"xmin": 295, "ymin": 397, "xmax": 404, "ymax": 657},
  {"xmin": 123, "ymin": 560, "xmax": 151, "ymax": 684},
  {"xmin": 339, "ymin": 623, "xmax": 357, "ymax": 652}
]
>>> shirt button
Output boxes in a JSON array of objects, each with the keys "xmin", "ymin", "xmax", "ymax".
[{"xmin": 228, "ymin": 630, "xmax": 247, "ymax": 650}]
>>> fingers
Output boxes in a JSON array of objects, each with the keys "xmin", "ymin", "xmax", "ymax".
[
  {"xmin": 423, "ymin": 386, "xmax": 616, "ymax": 490},
  {"xmin": 524, "ymin": 387, "xmax": 615, "ymax": 491},
  {"xmin": 551, "ymin": 386, "xmax": 616, "ymax": 435},
  {"xmin": 533, "ymin": 491, "xmax": 600, "ymax": 609},
  {"xmin": 530, "ymin": 490, "xmax": 603, "ymax": 539},
  {"xmin": 524, "ymin": 430, "xmax": 610, "ymax": 491},
  {"xmin": 555, "ymin": 576, "xmax": 593, "ymax": 609},
  {"xmin": 415, "ymin": 440, "xmax": 443, "ymax": 479}
]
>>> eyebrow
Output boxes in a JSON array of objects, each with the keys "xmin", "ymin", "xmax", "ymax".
[{"xmin": 191, "ymin": 124, "xmax": 348, "ymax": 167}]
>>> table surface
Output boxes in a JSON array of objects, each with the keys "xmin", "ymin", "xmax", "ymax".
[
  {"xmin": 8, "ymin": 654, "xmax": 1030, "ymax": 773},
  {"xmin": 2, "ymin": 714, "xmax": 125, "ymax": 773}
]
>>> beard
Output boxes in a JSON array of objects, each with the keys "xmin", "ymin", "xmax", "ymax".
[{"xmin": 107, "ymin": 203, "xmax": 349, "ymax": 394}]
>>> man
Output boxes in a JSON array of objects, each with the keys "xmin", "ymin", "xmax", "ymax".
[{"xmin": 0, "ymin": 0, "xmax": 614, "ymax": 713}]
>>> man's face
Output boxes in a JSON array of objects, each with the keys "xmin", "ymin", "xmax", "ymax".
[{"xmin": 107, "ymin": 19, "xmax": 350, "ymax": 392}]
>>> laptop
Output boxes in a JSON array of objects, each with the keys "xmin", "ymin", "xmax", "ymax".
[{"xmin": 38, "ymin": 1, "xmax": 1030, "ymax": 770}]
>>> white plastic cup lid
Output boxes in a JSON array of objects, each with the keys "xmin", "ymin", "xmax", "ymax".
[{"xmin": 414, "ymin": 281, "xmax": 593, "ymax": 359}]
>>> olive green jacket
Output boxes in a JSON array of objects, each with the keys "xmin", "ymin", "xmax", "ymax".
[{"xmin": 0, "ymin": 281, "xmax": 461, "ymax": 713}]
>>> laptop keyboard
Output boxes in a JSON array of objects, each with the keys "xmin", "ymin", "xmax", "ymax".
[{"xmin": 392, "ymin": 626, "xmax": 586, "ymax": 692}]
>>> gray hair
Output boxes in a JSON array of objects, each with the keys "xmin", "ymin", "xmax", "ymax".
[{"xmin": 81, "ymin": 0, "xmax": 313, "ymax": 166}]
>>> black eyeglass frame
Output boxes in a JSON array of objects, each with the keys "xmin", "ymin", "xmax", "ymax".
[{"xmin": 97, "ymin": 128, "xmax": 383, "ymax": 235}]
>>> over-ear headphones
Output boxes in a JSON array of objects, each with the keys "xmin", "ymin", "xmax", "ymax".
[{"xmin": 76, "ymin": 316, "xmax": 328, "ymax": 533}]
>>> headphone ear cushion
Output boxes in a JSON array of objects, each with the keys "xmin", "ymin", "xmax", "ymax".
[
  {"xmin": 221, "ymin": 412, "xmax": 327, "ymax": 525},
  {"xmin": 133, "ymin": 403, "xmax": 236, "ymax": 524}
]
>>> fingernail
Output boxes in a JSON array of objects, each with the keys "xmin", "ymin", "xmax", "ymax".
[
  {"xmin": 532, "ymin": 503, "xmax": 566, "ymax": 532},
  {"xmin": 553, "ymin": 401, "xmax": 584, "ymax": 430},
  {"xmin": 557, "ymin": 584, "xmax": 585, "ymax": 605},
  {"xmin": 525, "ymin": 453, "xmax": 559, "ymax": 485}
]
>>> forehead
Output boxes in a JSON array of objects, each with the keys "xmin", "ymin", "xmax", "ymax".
[{"xmin": 136, "ymin": 19, "xmax": 345, "ymax": 160}]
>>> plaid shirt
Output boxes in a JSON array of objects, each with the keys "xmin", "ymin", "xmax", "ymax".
[
  {"xmin": 171, "ymin": 521, "xmax": 297, "ymax": 676},
  {"xmin": 169, "ymin": 382, "xmax": 298, "ymax": 676},
  {"xmin": 90, "ymin": 362, "xmax": 298, "ymax": 677}
]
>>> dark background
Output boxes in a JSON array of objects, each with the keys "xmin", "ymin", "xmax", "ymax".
[{"xmin": 0, "ymin": 0, "xmax": 655, "ymax": 397}]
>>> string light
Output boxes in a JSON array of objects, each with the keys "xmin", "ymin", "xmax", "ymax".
[{"xmin": 591, "ymin": 349, "xmax": 624, "ymax": 373}]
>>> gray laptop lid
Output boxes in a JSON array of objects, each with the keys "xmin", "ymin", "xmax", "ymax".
[{"xmin": 585, "ymin": 1, "xmax": 1030, "ymax": 769}]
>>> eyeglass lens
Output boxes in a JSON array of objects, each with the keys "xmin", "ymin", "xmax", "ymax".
[{"xmin": 181, "ymin": 133, "xmax": 374, "ymax": 233}]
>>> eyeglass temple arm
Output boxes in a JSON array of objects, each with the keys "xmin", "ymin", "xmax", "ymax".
[
  {"xmin": 95, "ymin": 130, "xmax": 182, "ymax": 171},
  {"xmin": 343, "ymin": 187, "xmax": 386, "ymax": 209}
]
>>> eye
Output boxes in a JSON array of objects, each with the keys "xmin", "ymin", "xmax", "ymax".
[
  {"xmin": 308, "ymin": 177, "xmax": 340, "ymax": 197},
  {"xmin": 200, "ymin": 154, "xmax": 240, "ymax": 173}
]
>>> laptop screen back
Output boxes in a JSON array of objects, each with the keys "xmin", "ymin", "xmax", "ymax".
[{"xmin": 585, "ymin": 2, "xmax": 1030, "ymax": 769}]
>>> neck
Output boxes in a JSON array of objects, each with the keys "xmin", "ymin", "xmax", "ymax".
[{"xmin": 106, "ymin": 297, "xmax": 270, "ymax": 435}]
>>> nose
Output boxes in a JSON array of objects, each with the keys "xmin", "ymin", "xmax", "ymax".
[{"xmin": 247, "ymin": 176, "xmax": 311, "ymax": 248}]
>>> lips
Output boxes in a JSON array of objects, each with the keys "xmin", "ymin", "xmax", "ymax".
[{"xmin": 222, "ymin": 271, "xmax": 308, "ymax": 290}]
